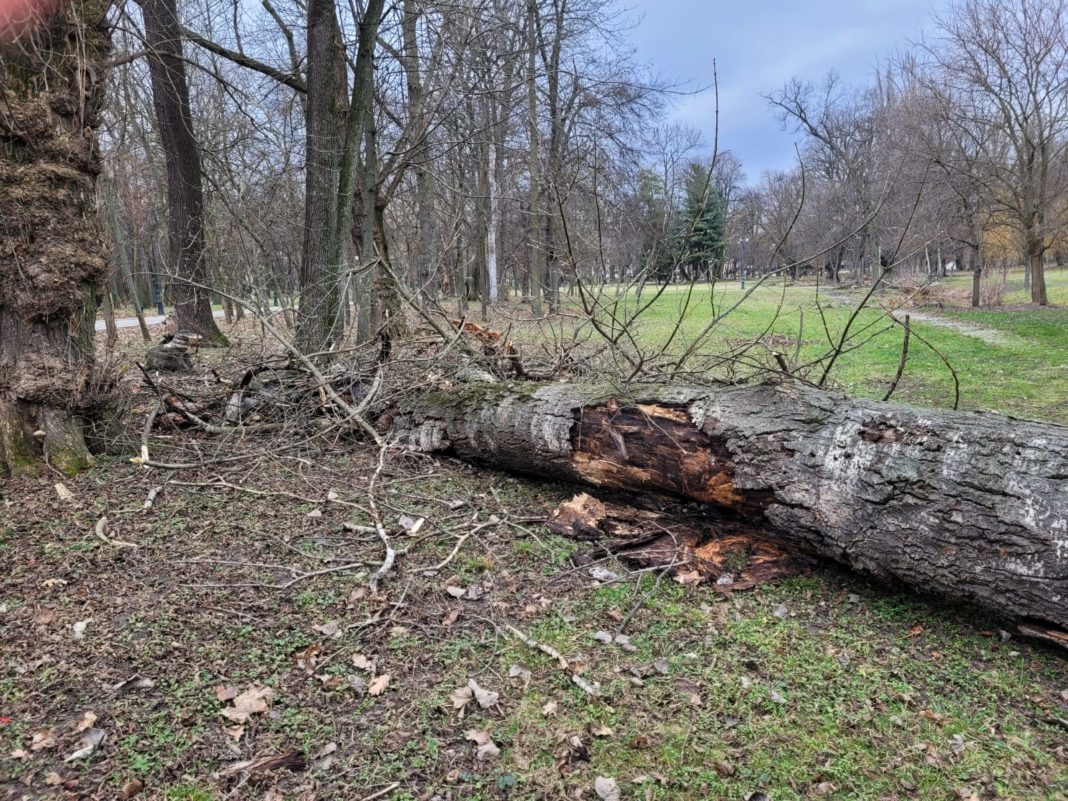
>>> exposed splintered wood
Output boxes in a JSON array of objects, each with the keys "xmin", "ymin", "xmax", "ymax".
[
  {"xmin": 548, "ymin": 493, "xmax": 806, "ymax": 590},
  {"xmin": 573, "ymin": 402, "xmax": 751, "ymax": 510},
  {"xmin": 390, "ymin": 380, "xmax": 1068, "ymax": 631}
]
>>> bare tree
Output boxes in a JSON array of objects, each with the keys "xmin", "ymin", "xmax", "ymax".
[
  {"xmin": 141, "ymin": 0, "xmax": 228, "ymax": 343},
  {"xmin": 919, "ymin": 0, "xmax": 1068, "ymax": 305}
]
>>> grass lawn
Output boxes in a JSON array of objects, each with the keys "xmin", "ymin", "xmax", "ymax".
[
  {"xmin": 572, "ymin": 276, "xmax": 1068, "ymax": 424},
  {"xmin": 939, "ymin": 266, "xmax": 1068, "ymax": 306}
]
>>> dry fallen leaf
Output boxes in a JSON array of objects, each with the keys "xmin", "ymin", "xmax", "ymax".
[
  {"xmin": 44, "ymin": 773, "xmax": 62, "ymax": 787},
  {"xmin": 31, "ymin": 731, "xmax": 57, "ymax": 751},
  {"xmin": 120, "ymin": 779, "xmax": 144, "ymax": 799},
  {"xmin": 214, "ymin": 685, "xmax": 238, "ymax": 702},
  {"xmin": 40, "ymin": 578, "xmax": 67, "ymax": 589},
  {"xmin": 54, "ymin": 483, "xmax": 74, "ymax": 501},
  {"xmin": 541, "ymin": 700, "xmax": 558, "ymax": 717},
  {"xmin": 220, "ymin": 686, "xmax": 274, "ymax": 723},
  {"xmin": 10, "ymin": 748, "xmax": 29, "ymax": 761},
  {"xmin": 450, "ymin": 685, "xmax": 474, "ymax": 711},
  {"xmin": 368, "ymin": 674, "xmax": 391, "ymax": 696},
  {"xmin": 351, "ymin": 654, "xmax": 373, "ymax": 671},
  {"xmin": 64, "ymin": 728, "xmax": 105, "ymax": 762},
  {"xmin": 590, "ymin": 724, "xmax": 614, "ymax": 737},
  {"xmin": 465, "ymin": 729, "xmax": 500, "ymax": 760},
  {"xmin": 72, "ymin": 619, "xmax": 91, "ymax": 639},
  {"xmin": 594, "ymin": 776, "xmax": 621, "ymax": 801},
  {"xmin": 76, "ymin": 711, "xmax": 97, "ymax": 732},
  {"xmin": 224, "ymin": 725, "xmax": 245, "ymax": 741},
  {"xmin": 468, "ymin": 679, "xmax": 499, "ymax": 709}
]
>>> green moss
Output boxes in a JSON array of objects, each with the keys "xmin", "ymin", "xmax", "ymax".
[
  {"xmin": 0, "ymin": 412, "xmax": 40, "ymax": 477},
  {"xmin": 50, "ymin": 447, "xmax": 95, "ymax": 476}
]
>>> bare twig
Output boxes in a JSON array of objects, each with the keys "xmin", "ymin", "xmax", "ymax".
[
  {"xmin": 94, "ymin": 516, "xmax": 139, "ymax": 549},
  {"xmin": 882, "ymin": 314, "xmax": 911, "ymax": 402}
]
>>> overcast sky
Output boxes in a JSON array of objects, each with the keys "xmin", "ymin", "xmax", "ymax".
[{"xmin": 628, "ymin": 0, "xmax": 952, "ymax": 181}]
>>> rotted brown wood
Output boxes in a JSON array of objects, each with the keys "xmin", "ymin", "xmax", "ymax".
[
  {"xmin": 548, "ymin": 493, "xmax": 807, "ymax": 590},
  {"xmin": 572, "ymin": 402, "xmax": 743, "ymax": 508}
]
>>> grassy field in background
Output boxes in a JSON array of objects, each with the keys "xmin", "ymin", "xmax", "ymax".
[{"xmin": 580, "ymin": 269, "xmax": 1067, "ymax": 425}]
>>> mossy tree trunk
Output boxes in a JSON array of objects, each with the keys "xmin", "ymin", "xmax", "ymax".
[{"xmin": 0, "ymin": 0, "xmax": 113, "ymax": 477}]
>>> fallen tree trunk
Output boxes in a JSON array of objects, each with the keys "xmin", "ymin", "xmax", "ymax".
[{"xmin": 390, "ymin": 380, "xmax": 1068, "ymax": 631}]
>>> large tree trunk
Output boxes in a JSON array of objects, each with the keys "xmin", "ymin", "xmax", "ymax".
[
  {"xmin": 1028, "ymin": 240, "xmax": 1048, "ymax": 306},
  {"xmin": 402, "ymin": 0, "xmax": 437, "ymax": 305},
  {"xmin": 390, "ymin": 380, "xmax": 1068, "ymax": 630},
  {"xmin": 0, "ymin": 0, "xmax": 112, "ymax": 477},
  {"xmin": 525, "ymin": 0, "xmax": 543, "ymax": 316},
  {"xmin": 142, "ymin": 0, "xmax": 227, "ymax": 345},
  {"xmin": 295, "ymin": 0, "xmax": 344, "ymax": 355}
]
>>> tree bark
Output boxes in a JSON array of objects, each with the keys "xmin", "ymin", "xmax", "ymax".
[
  {"xmin": 525, "ymin": 0, "xmax": 543, "ymax": 316},
  {"xmin": 0, "ymin": 0, "xmax": 112, "ymax": 477},
  {"xmin": 141, "ymin": 0, "xmax": 227, "ymax": 345},
  {"xmin": 296, "ymin": 0, "xmax": 345, "ymax": 355},
  {"xmin": 389, "ymin": 380, "xmax": 1068, "ymax": 630},
  {"xmin": 1028, "ymin": 241, "xmax": 1048, "ymax": 306},
  {"xmin": 402, "ymin": 0, "xmax": 437, "ymax": 305}
]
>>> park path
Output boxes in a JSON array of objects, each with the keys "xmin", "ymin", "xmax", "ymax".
[
  {"xmin": 819, "ymin": 288, "xmax": 1016, "ymax": 347},
  {"xmin": 891, "ymin": 308, "xmax": 1013, "ymax": 346},
  {"xmin": 94, "ymin": 309, "xmax": 227, "ymax": 332}
]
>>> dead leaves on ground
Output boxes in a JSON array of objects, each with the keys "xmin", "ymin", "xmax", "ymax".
[
  {"xmin": 464, "ymin": 729, "xmax": 501, "ymax": 760},
  {"xmin": 450, "ymin": 678, "xmax": 500, "ymax": 715},
  {"xmin": 218, "ymin": 685, "xmax": 274, "ymax": 741},
  {"xmin": 13, "ymin": 712, "xmax": 107, "ymax": 767},
  {"xmin": 594, "ymin": 775, "xmax": 621, "ymax": 801},
  {"xmin": 63, "ymin": 728, "xmax": 105, "ymax": 763}
]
